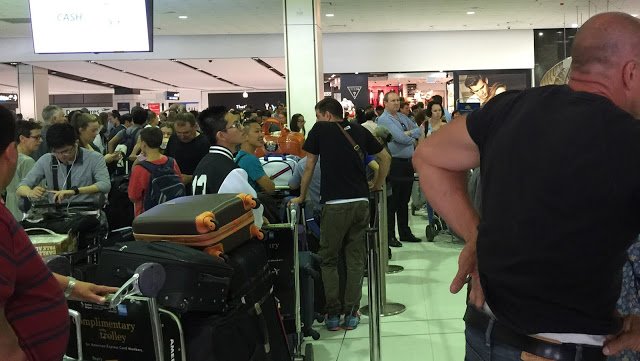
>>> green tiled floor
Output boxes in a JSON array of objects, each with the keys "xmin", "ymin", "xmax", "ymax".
[{"xmin": 303, "ymin": 214, "xmax": 467, "ymax": 360}]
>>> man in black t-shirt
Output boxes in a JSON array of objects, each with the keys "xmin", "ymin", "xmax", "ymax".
[
  {"xmin": 291, "ymin": 98, "xmax": 390, "ymax": 331},
  {"xmin": 165, "ymin": 112, "xmax": 210, "ymax": 195},
  {"xmin": 192, "ymin": 106, "xmax": 263, "ymax": 228},
  {"xmin": 413, "ymin": 12, "xmax": 640, "ymax": 360}
]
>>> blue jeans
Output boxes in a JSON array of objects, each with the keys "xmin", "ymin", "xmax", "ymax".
[{"xmin": 465, "ymin": 325, "xmax": 524, "ymax": 361}]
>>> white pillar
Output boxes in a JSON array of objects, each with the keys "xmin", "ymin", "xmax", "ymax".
[
  {"xmin": 17, "ymin": 64, "xmax": 49, "ymax": 121},
  {"xmin": 283, "ymin": 0, "xmax": 323, "ymax": 134}
]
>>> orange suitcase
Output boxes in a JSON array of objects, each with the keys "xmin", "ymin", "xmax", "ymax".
[
  {"xmin": 255, "ymin": 118, "xmax": 305, "ymax": 157},
  {"xmin": 132, "ymin": 194, "xmax": 264, "ymax": 257}
]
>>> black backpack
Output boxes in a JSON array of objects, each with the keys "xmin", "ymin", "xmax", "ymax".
[
  {"xmin": 120, "ymin": 127, "xmax": 142, "ymax": 158},
  {"xmin": 138, "ymin": 158, "xmax": 185, "ymax": 212}
]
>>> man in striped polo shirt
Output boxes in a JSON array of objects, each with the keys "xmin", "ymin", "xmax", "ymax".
[{"xmin": 0, "ymin": 106, "xmax": 117, "ymax": 361}]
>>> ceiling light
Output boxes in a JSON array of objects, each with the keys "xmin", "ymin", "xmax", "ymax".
[
  {"xmin": 355, "ymin": 72, "xmax": 359, "ymax": 75},
  {"xmin": 632, "ymin": 14, "xmax": 638, "ymax": 17},
  {"xmin": 82, "ymin": 79, "xmax": 87, "ymax": 82},
  {"xmin": 89, "ymin": 60, "xmax": 96, "ymax": 63},
  {"xmin": 466, "ymin": 11, "xmax": 475, "ymax": 15},
  {"xmin": 538, "ymin": 32, "xmax": 544, "ymax": 36},
  {"xmin": 325, "ymin": 13, "xmax": 334, "ymax": 17},
  {"xmin": 571, "ymin": 23, "xmax": 578, "ymax": 28},
  {"xmin": 178, "ymin": 15, "xmax": 188, "ymax": 19},
  {"xmin": 9, "ymin": 62, "xmax": 17, "ymax": 65},
  {"xmin": 242, "ymin": 91, "xmax": 248, "ymax": 98},
  {"xmin": 51, "ymin": 71, "xmax": 57, "ymax": 74}
]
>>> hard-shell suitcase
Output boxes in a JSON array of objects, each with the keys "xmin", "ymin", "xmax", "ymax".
[
  {"xmin": 97, "ymin": 241, "xmax": 234, "ymax": 313},
  {"xmin": 132, "ymin": 194, "xmax": 264, "ymax": 256}
]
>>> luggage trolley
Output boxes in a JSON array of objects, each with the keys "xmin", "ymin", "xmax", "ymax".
[
  {"xmin": 23, "ymin": 199, "xmax": 109, "ymax": 266},
  {"xmin": 45, "ymin": 256, "xmax": 186, "ymax": 361},
  {"xmin": 263, "ymin": 204, "xmax": 316, "ymax": 361}
]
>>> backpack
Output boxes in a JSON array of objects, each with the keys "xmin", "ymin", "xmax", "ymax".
[
  {"xmin": 138, "ymin": 157, "xmax": 185, "ymax": 212},
  {"xmin": 120, "ymin": 127, "xmax": 142, "ymax": 158}
]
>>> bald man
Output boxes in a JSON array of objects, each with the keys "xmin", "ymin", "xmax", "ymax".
[{"xmin": 413, "ymin": 12, "xmax": 640, "ymax": 361}]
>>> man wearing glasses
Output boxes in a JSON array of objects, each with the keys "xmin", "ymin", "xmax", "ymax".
[
  {"xmin": 16, "ymin": 123, "xmax": 110, "ymax": 205},
  {"xmin": 4, "ymin": 121, "xmax": 42, "ymax": 220},
  {"xmin": 192, "ymin": 106, "xmax": 264, "ymax": 227},
  {"xmin": 464, "ymin": 74, "xmax": 507, "ymax": 106}
]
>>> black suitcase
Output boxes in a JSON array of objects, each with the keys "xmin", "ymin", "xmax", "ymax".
[
  {"xmin": 97, "ymin": 241, "xmax": 233, "ymax": 313},
  {"xmin": 184, "ymin": 241, "xmax": 291, "ymax": 361}
]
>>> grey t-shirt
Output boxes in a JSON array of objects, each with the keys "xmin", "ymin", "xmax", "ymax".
[
  {"xmin": 6, "ymin": 153, "xmax": 36, "ymax": 220},
  {"xmin": 289, "ymin": 156, "xmax": 321, "ymax": 212},
  {"xmin": 19, "ymin": 147, "xmax": 111, "ymax": 204}
]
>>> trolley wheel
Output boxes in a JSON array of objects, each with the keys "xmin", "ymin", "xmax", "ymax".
[
  {"xmin": 304, "ymin": 343, "xmax": 314, "ymax": 361},
  {"xmin": 425, "ymin": 224, "xmax": 437, "ymax": 242},
  {"xmin": 308, "ymin": 328, "xmax": 320, "ymax": 341}
]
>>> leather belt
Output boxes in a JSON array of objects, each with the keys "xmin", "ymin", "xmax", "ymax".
[{"xmin": 464, "ymin": 306, "xmax": 606, "ymax": 361}]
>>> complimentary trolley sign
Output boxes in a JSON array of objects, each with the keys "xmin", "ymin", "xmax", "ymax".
[{"xmin": 66, "ymin": 296, "xmax": 162, "ymax": 360}]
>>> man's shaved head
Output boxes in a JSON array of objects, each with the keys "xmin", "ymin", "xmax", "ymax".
[
  {"xmin": 569, "ymin": 12, "xmax": 640, "ymax": 118},
  {"xmin": 571, "ymin": 12, "xmax": 640, "ymax": 74}
]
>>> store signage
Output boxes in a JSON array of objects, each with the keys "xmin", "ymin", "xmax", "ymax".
[
  {"xmin": 347, "ymin": 86, "xmax": 362, "ymax": 99},
  {"xmin": 63, "ymin": 107, "xmax": 112, "ymax": 116},
  {"xmin": 148, "ymin": 103, "xmax": 161, "ymax": 115},
  {"xmin": 0, "ymin": 93, "xmax": 18, "ymax": 102},
  {"xmin": 166, "ymin": 91, "xmax": 180, "ymax": 101}
]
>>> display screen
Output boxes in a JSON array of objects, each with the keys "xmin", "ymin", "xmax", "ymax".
[
  {"xmin": 29, "ymin": 0, "xmax": 153, "ymax": 54},
  {"xmin": 166, "ymin": 91, "xmax": 180, "ymax": 101}
]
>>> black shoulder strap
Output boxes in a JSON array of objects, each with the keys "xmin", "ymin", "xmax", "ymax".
[{"xmin": 50, "ymin": 154, "xmax": 59, "ymax": 191}]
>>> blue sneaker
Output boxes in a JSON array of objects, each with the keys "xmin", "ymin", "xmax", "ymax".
[
  {"xmin": 344, "ymin": 312, "xmax": 361, "ymax": 330},
  {"xmin": 325, "ymin": 314, "xmax": 341, "ymax": 331}
]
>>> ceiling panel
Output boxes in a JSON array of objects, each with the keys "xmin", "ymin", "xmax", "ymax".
[
  {"xmin": 261, "ymin": 58, "xmax": 286, "ymax": 74},
  {"xmin": 26, "ymin": 61, "xmax": 168, "ymax": 90},
  {"xmin": 97, "ymin": 59, "xmax": 238, "ymax": 91},
  {"xmin": 48, "ymin": 76, "xmax": 113, "ymax": 94},
  {"xmin": 181, "ymin": 58, "xmax": 285, "ymax": 90},
  {"xmin": 0, "ymin": 63, "xmax": 112, "ymax": 94},
  {"xmin": 1, "ymin": 0, "xmax": 637, "ymax": 38}
]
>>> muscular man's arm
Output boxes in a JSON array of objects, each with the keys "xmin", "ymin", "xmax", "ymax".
[
  {"xmin": 413, "ymin": 115, "xmax": 480, "ymax": 243},
  {"xmin": 412, "ymin": 115, "xmax": 483, "ymax": 305}
]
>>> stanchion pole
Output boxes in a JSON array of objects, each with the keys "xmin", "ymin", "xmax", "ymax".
[
  {"xmin": 366, "ymin": 227, "xmax": 381, "ymax": 361},
  {"xmin": 361, "ymin": 187, "xmax": 406, "ymax": 317}
]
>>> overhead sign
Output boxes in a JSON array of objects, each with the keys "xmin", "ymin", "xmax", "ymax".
[
  {"xmin": 0, "ymin": 93, "xmax": 18, "ymax": 102},
  {"xmin": 347, "ymin": 86, "xmax": 362, "ymax": 99},
  {"xmin": 166, "ymin": 91, "xmax": 180, "ymax": 101}
]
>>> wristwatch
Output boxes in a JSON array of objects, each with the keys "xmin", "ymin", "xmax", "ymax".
[
  {"xmin": 64, "ymin": 277, "xmax": 77, "ymax": 298},
  {"xmin": 71, "ymin": 186, "xmax": 80, "ymax": 195}
]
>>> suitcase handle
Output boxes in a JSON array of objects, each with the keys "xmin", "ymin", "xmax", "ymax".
[{"xmin": 24, "ymin": 227, "xmax": 59, "ymax": 236}]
